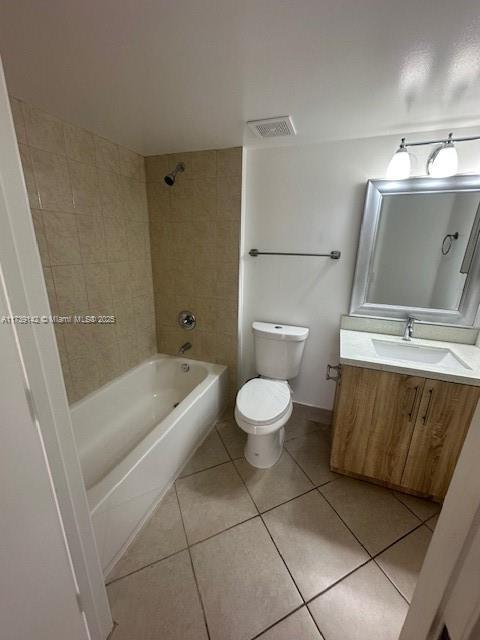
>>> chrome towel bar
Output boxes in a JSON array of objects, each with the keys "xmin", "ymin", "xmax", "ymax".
[{"xmin": 249, "ymin": 249, "xmax": 341, "ymax": 259}]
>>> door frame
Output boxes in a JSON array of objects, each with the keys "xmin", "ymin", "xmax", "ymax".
[
  {"xmin": 400, "ymin": 402, "xmax": 480, "ymax": 639},
  {"xmin": 0, "ymin": 57, "xmax": 112, "ymax": 639}
]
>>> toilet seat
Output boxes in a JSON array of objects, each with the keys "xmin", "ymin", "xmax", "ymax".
[{"xmin": 236, "ymin": 378, "xmax": 291, "ymax": 426}]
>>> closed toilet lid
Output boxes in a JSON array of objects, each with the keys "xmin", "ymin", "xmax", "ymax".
[{"xmin": 236, "ymin": 378, "xmax": 291, "ymax": 426}]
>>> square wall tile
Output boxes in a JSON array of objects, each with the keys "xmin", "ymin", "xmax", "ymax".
[
  {"xmin": 24, "ymin": 104, "xmax": 65, "ymax": 155},
  {"xmin": 52, "ymin": 264, "xmax": 88, "ymax": 315},
  {"xmin": 31, "ymin": 148, "xmax": 73, "ymax": 211},
  {"xmin": 64, "ymin": 123, "xmax": 95, "ymax": 164},
  {"xmin": 191, "ymin": 517, "xmax": 302, "ymax": 640},
  {"xmin": 77, "ymin": 215, "xmax": 107, "ymax": 263},
  {"xmin": 69, "ymin": 160, "xmax": 100, "ymax": 214},
  {"xmin": 95, "ymin": 135, "xmax": 119, "ymax": 173},
  {"xmin": 43, "ymin": 211, "xmax": 81, "ymax": 266}
]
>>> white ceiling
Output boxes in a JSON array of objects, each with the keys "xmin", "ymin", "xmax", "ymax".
[{"xmin": 1, "ymin": 0, "xmax": 480, "ymax": 155}]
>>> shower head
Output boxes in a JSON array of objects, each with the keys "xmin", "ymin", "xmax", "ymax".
[{"xmin": 164, "ymin": 162, "xmax": 185, "ymax": 186}]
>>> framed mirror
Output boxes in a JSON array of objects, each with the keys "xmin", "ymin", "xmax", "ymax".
[{"xmin": 350, "ymin": 176, "xmax": 480, "ymax": 325}]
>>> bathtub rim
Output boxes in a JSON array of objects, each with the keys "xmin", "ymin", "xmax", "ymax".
[{"xmin": 70, "ymin": 353, "xmax": 226, "ymax": 514}]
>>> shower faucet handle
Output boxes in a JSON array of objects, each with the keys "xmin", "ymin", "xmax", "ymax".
[{"xmin": 178, "ymin": 310, "xmax": 196, "ymax": 330}]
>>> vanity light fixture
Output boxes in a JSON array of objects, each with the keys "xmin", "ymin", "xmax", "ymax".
[
  {"xmin": 386, "ymin": 132, "xmax": 480, "ymax": 179},
  {"xmin": 426, "ymin": 134, "xmax": 458, "ymax": 178},
  {"xmin": 386, "ymin": 138, "xmax": 411, "ymax": 180}
]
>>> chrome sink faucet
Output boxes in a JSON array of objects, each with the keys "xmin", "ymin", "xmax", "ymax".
[{"xmin": 403, "ymin": 316, "xmax": 416, "ymax": 341}]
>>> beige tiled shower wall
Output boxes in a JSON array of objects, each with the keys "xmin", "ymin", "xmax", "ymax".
[
  {"xmin": 146, "ymin": 149, "xmax": 241, "ymax": 399},
  {"xmin": 10, "ymin": 97, "xmax": 156, "ymax": 403}
]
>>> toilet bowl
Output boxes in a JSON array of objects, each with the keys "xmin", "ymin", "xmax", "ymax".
[
  {"xmin": 235, "ymin": 378, "xmax": 293, "ymax": 468},
  {"xmin": 235, "ymin": 321, "xmax": 309, "ymax": 469}
]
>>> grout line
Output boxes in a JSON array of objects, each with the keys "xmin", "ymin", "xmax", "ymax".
[
  {"xmin": 316, "ymin": 488, "xmax": 373, "ymax": 559},
  {"xmin": 259, "ymin": 487, "xmax": 318, "ymax": 516},
  {"xmin": 390, "ymin": 490, "xmax": 440, "ymax": 523},
  {"xmin": 106, "ymin": 620, "xmax": 119, "ymax": 639},
  {"xmin": 248, "ymin": 604, "xmax": 305, "ymax": 640},
  {"xmin": 188, "ymin": 513, "xmax": 260, "ymax": 549},
  {"xmin": 173, "ymin": 482, "xmax": 212, "ymax": 640},
  {"xmin": 373, "ymin": 557, "xmax": 410, "ymax": 605},
  {"xmin": 105, "ymin": 546, "xmax": 188, "ymax": 586},
  {"xmin": 178, "ymin": 457, "xmax": 233, "ymax": 480},
  {"xmin": 304, "ymin": 556, "xmax": 374, "ymax": 608},
  {"xmin": 230, "ymin": 456, "xmax": 307, "ymax": 608},
  {"xmin": 371, "ymin": 520, "xmax": 426, "ymax": 560}
]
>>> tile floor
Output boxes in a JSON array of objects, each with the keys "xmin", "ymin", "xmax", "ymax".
[{"xmin": 106, "ymin": 404, "xmax": 441, "ymax": 640}]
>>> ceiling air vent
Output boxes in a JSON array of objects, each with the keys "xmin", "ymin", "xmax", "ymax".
[{"xmin": 247, "ymin": 116, "xmax": 296, "ymax": 138}]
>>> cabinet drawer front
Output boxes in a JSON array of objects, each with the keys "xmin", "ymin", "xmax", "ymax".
[
  {"xmin": 401, "ymin": 379, "xmax": 480, "ymax": 499},
  {"xmin": 331, "ymin": 366, "xmax": 424, "ymax": 485}
]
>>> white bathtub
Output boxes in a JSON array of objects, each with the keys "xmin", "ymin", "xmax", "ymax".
[{"xmin": 70, "ymin": 354, "xmax": 228, "ymax": 575}]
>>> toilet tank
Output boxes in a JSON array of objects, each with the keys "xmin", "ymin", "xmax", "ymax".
[{"xmin": 253, "ymin": 322, "xmax": 309, "ymax": 380}]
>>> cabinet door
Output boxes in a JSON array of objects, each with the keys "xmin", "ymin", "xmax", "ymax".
[
  {"xmin": 401, "ymin": 379, "xmax": 480, "ymax": 499},
  {"xmin": 331, "ymin": 366, "xmax": 425, "ymax": 485}
]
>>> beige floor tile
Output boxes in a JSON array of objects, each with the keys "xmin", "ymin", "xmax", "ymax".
[
  {"xmin": 376, "ymin": 525, "xmax": 432, "ymax": 602},
  {"xmin": 180, "ymin": 429, "xmax": 230, "ymax": 477},
  {"xmin": 176, "ymin": 462, "xmax": 257, "ymax": 544},
  {"xmin": 263, "ymin": 491, "xmax": 369, "ymax": 600},
  {"xmin": 216, "ymin": 417, "xmax": 246, "ymax": 458},
  {"xmin": 285, "ymin": 431, "xmax": 338, "ymax": 486},
  {"xmin": 107, "ymin": 487, "xmax": 187, "ymax": 582},
  {"xmin": 257, "ymin": 607, "xmax": 324, "ymax": 639},
  {"xmin": 308, "ymin": 562, "xmax": 408, "ymax": 640},
  {"xmin": 426, "ymin": 512, "xmax": 440, "ymax": 531},
  {"xmin": 234, "ymin": 452, "xmax": 314, "ymax": 512},
  {"xmin": 108, "ymin": 550, "xmax": 208, "ymax": 640},
  {"xmin": 284, "ymin": 403, "xmax": 326, "ymax": 441},
  {"xmin": 393, "ymin": 492, "xmax": 440, "ymax": 521},
  {"xmin": 191, "ymin": 517, "xmax": 302, "ymax": 640},
  {"xmin": 320, "ymin": 478, "xmax": 420, "ymax": 555}
]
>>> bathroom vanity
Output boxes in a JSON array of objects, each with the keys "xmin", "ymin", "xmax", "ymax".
[{"xmin": 330, "ymin": 330, "xmax": 480, "ymax": 501}]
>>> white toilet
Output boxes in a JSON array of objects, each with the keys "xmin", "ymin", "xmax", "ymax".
[{"xmin": 235, "ymin": 321, "xmax": 309, "ymax": 468}]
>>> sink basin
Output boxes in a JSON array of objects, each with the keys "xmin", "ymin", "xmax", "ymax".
[{"xmin": 371, "ymin": 339, "xmax": 472, "ymax": 372}]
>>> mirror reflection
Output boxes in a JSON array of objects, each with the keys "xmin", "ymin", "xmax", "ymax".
[{"xmin": 367, "ymin": 192, "xmax": 480, "ymax": 310}]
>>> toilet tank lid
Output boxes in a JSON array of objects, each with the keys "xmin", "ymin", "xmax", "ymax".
[{"xmin": 252, "ymin": 321, "xmax": 309, "ymax": 342}]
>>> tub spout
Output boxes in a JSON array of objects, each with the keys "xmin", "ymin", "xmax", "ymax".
[{"xmin": 178, "ymin": 342, "xmax": 192, "ymax": 355}]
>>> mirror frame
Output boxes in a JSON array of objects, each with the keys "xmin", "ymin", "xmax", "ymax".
[{"xmin": 350, "ymin": 175, "xmax": 480, "ymax": 325}]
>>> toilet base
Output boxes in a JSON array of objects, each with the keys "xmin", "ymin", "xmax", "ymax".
[{"xmin": 244, "ymin": 427, "xmax": 285, "ymax": 469}]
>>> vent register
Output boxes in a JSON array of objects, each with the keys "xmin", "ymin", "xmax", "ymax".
[{"xmin": 247, "ymin": 116, "xmax": 296, "ymax": 138}]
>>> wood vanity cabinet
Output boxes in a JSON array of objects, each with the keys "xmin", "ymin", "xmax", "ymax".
[{"xmin": 330, "ymin": 365, "xmax": 480, "ymax": 500}]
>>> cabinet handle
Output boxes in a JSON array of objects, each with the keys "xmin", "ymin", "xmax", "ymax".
[
  {"xmin": 408, "ymin": 386, "xmax": 419, "ymax": 420},
  {"xmin": 422, "ymin": 389, "xmax": 434, "ymax": 424}
]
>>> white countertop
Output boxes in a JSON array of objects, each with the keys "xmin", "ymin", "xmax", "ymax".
[{"xmin": 340, "ymin": 330, "xmax": 480, "ymax": 386}]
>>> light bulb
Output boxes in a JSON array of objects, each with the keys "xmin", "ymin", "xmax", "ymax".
[
  {"xmin": 386, "ymin": 146, "xmax": 411, "ymax": 180},
  {"xmin": 427, "ymin": 141, "xmax": 458, "ymax": 178}
]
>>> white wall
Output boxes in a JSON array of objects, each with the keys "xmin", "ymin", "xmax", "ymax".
[{"xmin": 241, "ymin": 127, "xmax": 480, "ymax": 409}]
